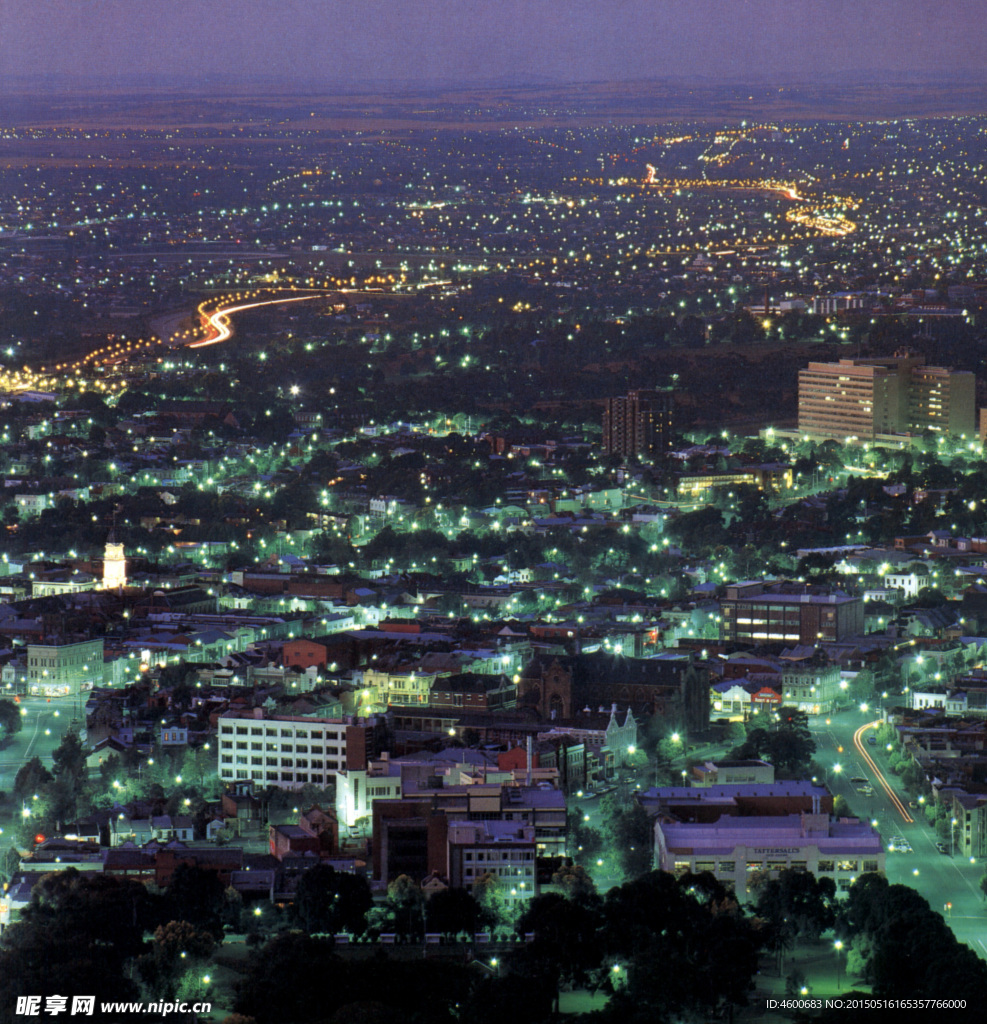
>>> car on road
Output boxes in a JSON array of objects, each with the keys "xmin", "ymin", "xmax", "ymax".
[
  {"xmin": 867, "ymin": 735, "xmax": 877, "ymax": 745},
  {"xmin": 888, "ymin": 837, "xmax": 912, "ymax": 852},
  {"xmin": 936, "ymin": 841, "xmax": 949, "ymax": 854}
]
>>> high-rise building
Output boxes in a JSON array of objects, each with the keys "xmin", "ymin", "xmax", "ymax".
[
  {"xmin": 798, "ymin": 354, "xmax": 974, "ymax": 441},
  {"xmin": 909, "ymin": 363, "xmax": 976, "ymax": 436},
  {"xmin": 602, "ymin": 388, "xmax": 673, "ymax": 458}
]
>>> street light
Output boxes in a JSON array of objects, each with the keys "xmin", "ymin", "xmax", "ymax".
[{"xmin": 834, "ymin": 940, "xmax": 844, "ymax": 991}]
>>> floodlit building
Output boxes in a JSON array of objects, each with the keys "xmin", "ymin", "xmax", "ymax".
[
  {"xmin": 217, "ymin": 708, "xmax": 384, "ymax": 790},
  {"xmin": 103, "ymin": 539, "xmax": 127, "ymax": 590},
  {"xmin": 335, "ymin": 754, "xmax": 403, "ymax": 827},
  {"xmin": 797, "ymin": 354, "xmax": 975, "ymax": 441},
  {"xmin": 26, "ymin": 638, "xmax": 103, "ymax": 699},
  {"xmin": 654, "ymin": 812, "xmax": 884, "ymax": 899}
]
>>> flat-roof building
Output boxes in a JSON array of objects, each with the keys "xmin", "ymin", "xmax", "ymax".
[
  {"xmin": 798, "ymin": 354, "xmax": 975, "ymax": 441},
  {"xmin": 654, "ymin": 812, "xmax": 884, "ymax": 900},
  {"xmin": 217, "ymin": 709, "xmax": 384, "ymax": 790},
  {"xmin": 447, "ymin": 820, "xmax": 537, "ymax": 908},
  {"xmin": 602, "ymin": 389, "xmax": 673, "ymax": 459},
  {"xmin": 720, "ymin": 582, "xmax": 863, "ymax": 647}
]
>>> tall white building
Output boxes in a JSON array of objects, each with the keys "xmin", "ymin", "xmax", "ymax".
[
  {"xmin": 798, "ymin": 354, "xmax": 975, "ymax": 441},
  {"xmin": 335, "ymin": 756, "xmax": 403, "ymax": 827}
]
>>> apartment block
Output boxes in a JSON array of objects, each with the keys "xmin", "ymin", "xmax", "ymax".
[
  {"xmin": 602, "ymin": 388, "xmax": 673, "ymax": 458},
  {"xmin": 798, "ymin": 354, "xmax": 974, "ymax": 441},
  {"xmin": 217, "ymin": 709, "xmax": 384, "ymax": 790}
]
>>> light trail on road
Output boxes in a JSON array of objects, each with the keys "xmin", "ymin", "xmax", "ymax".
[
  {"xmin": 189, "ymin": 292, "xmax": 326, "ymax": 348},
  {"xmin": 853, "ymin": 720, "xmax": 913, "ymax": 824}
]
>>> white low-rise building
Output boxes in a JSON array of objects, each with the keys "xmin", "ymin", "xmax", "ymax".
[{"xmin": 654, "ymin": 812, "xmax": 884, "ymax": 899}]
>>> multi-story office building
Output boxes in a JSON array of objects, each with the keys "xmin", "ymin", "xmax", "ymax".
[
  {"xmin": 217, "ymin": 709, "xmax": 384, "ymax": 790},
  {"xmin": 944, "ymin": 790, "xmax": 987, "ymax": 858},
  {"xmin": 447, "ymin": 820, "xmax": 537, "ymax": 908},
  {"xmin": 781, "ymin": 658, "xmax": 845, "ymax": 715},
  {"xmin": 602, "ymin": 388, "xmax": 673, "ymax": 458},
  {"xmin": 798, "ymin": 354, "xmax": 974, "ymax": 441},
  {"xmin": 720, "ymin": 582, "xmax": 863, "ymax": 646},
  {"xmin": 371, "ymin": 784, "xmax": 567, "ymax": 883}
]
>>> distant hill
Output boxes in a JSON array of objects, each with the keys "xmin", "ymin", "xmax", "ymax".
[{"xmin": 3, "ymin": 76, "xmax": 987, "ymax": 129}]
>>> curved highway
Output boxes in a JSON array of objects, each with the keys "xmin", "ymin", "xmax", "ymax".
[{"xmin": 189, "ymin": 292, "xmax": 326, "ymax": 348}]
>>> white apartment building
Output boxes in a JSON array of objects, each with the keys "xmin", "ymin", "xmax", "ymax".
[
  {"xmin": 884, "ymin": 572, "xmax": 929, "ymax": 599},
  {"xmin": 218, "ymin": 710, "xmax": 381, "ymax": 790}
]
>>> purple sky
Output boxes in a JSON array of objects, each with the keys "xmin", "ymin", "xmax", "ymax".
[{"xmin": 2, "ymin": 0, "xmax": 985, "ymax": 87}]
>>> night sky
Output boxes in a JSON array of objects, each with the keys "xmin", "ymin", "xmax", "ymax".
[{"xmin": 2, "ymin": 0, "xmax": 986, "ymax": 88}]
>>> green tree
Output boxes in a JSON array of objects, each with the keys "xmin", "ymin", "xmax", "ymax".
[
  {"xmin": 290, "ymin": 864, "xmax": 372, "ymax": 935},
  {"xmin": 138, "ymin": 919, "xmax": 216, "ymax": 999},
  {"xmin": 515, "ymin": 891, "xmax": 605, "ymax": 1013},
  {"xmin": 13, "ymin": 757, "xmax": 52, "ymax": 799},
  {"xmin": 164, "ymin": 863, "xmax": 225, "ymax": 935},
  {"xmin": 732, "ymin": 706, "xmax": 816, "ymax": 776},
  {"xmin": 601, "ymin": 870, "xmax": 762, "ymax": 1021},
  {"xmin": 601, "ymin": 802, "xmax": 654, "ymax": 879},
  {"xmin": 472, "ymin": 871, "xmax": 510, "ymax": 930},
  {"xmin": 51, "ymin": 731, "xmax": 87, "ymax": 785},
  {"xmin": 424, "ymin": 886, "xmax": 481, "ymax": 937},
  {"xmin": 551, "ymin": 863, "xmax": 598, "ymax": 902},
  {"xmin": 843, "ymin": 873, "xmax": 987, "ymax": 1002},
  {"xmin": 0, "ymin": 870, "xmax": 153, "ymax": 1018},
  {"xmin": 0, "ymin": 700, "xmax": 22, "ymax": 740},
  {"xmin": 754, "ymin": 869, "xmax": 835, "ymax": 943},
  {"xmin": 385, "ymin": 873, "xmax": 425, "ymax": 939}
]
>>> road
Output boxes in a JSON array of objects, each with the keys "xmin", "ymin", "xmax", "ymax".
[
  {"xmin": 811, "ymin": 708, "xmax": 987, "ymax": 959},
  {"xmin": 0, "ymin": 696, "xmax": 79, "ymax": 794},
  {"xmin": 189, "ymin": 292, "xmax": 325, "ymax": 349}
]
